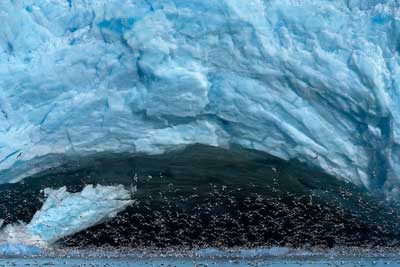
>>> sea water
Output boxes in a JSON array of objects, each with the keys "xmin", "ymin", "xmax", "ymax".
[{"xmin": 0, "ymin": 257, "xmax": 398, "ymax": 267}]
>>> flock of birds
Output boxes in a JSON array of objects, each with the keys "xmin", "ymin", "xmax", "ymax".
[{"xmin": 0, "ymin": 146, "xmax": 400, "ymax": 252}]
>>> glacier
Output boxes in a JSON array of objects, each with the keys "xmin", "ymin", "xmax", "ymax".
[
  {"xmin": 0, "ymin": 184, "xmax": 133, "ymax": 254},
  {"xmin": 0, "ymin": 0, "xmax": 400, "ymax": 196}
]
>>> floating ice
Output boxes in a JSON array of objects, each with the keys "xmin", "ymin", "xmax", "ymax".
[
  {"xmin": 0, "ymin": 184, "xmax": 134, "ymax": 255},
  {"xmin": 27, "ymin": 184, "xmax": 134, "ymax": 245},
  {"xmin": 0, "ymin": 0, "xmax": 399, "ymax": 196},
  {"xmin": 0, "ymin": 224, "xmax": 44, "ymax": 248},
  {"xmin": 0, "ymin": 244, "xmax": 41, "ymax": 256}
]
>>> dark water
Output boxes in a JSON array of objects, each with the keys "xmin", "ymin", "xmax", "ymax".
[{"xmin": 0, "ymin": 145, "xmax": 400, "ymax": 249}]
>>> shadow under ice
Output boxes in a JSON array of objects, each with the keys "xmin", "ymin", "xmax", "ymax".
[{"xmin": 0, "ymin": 144, "xmax": 399, "ymax": 249}]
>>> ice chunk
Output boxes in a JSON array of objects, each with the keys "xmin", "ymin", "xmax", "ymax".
[
  {"xmin": 0, "ymin": 244, "xmax": 42, "ymax": 256},
  {"xmin": 0, "ymin": 224, "xmax": 44, "ymax": 247},
  {"xmin": 0, "ymin": 184, "xmax": 134, "ymax": 249},
  {"xmin": 27, "ymin": 185, "xmax": 134, "ymax": 245}
]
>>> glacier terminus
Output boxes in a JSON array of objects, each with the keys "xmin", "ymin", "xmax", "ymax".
[{"xmin": 0, "ymin": 0, "xmax": 400, "ymax": 199}]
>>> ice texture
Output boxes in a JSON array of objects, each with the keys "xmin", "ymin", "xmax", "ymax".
[
  {"xmin": 26, "ymin": 185, "xmax": 134, "ymax": 245},
  {"xmin": 0, "ymin": 0, "xmax": 400, "ymax": 195},
  {"xmin": 0, "ymin": 184, "xmax": 133, "ymax": 248},
  {"xmin": 0, "ymin": 244, "xmax": 42, "ymax": 256}
]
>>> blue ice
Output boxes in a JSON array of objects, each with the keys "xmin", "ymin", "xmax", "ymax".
[{"xmin": 0, "ymin": 0, "xmax": 399, "ymax": 198}]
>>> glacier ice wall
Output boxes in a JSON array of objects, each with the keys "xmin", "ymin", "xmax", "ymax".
[{"xmin": 0, "ymin": 0, "xmax": 400, "ymax": 194}]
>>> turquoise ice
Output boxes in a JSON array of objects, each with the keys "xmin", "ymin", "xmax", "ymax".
[
  {"xmin": 0, "ymin": 244, "xmax": 41, "ymax": 256},
  {"xmin": 0, "ymin": 184, "xmax": 133, "ymax": 254},
  {"xmin": 26, "ymin": 185, "xmax": 134, "ymax": 245},
  {"xmin": 0, "ymin": 0, "xmax": 400, "ymax": 198}
]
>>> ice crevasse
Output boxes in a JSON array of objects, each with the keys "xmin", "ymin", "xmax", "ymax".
[{"xmin": 0, "ymin": 0, "xmax": 400, "ymax": 196}]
